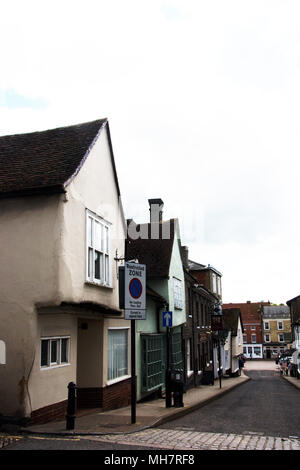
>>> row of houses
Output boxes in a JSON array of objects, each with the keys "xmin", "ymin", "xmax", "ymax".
[
  {"xmin": 0, "ymin": 118, "xmax": 244, "ymax": 426},
  {"xmin": 223, "ymin": 301, "xmax": 292, "ymax": 360}
]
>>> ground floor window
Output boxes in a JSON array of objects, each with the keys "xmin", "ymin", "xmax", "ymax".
[
  {"xmin": 108, "ymin": 328, "xmax": 129, "ymax": 381},
  {"xmin": 245, "ymin": 344, "xmax": 262, "ymax": 358},
  {"xmin": 40, "ymin": 336, "xmax": 70, "ymax": 368}
]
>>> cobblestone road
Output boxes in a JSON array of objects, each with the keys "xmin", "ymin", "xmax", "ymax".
[{"xmin": 84, "ymin": 428, "xmax": 300, "ymax": 451}]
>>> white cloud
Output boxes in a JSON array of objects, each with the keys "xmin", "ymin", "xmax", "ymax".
[{"xmin": 1, "ymin": 0, "xmax": 300, "ymax": 304}]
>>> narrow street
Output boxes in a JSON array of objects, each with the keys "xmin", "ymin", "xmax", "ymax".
[
  {"xmin": 160, "ymin": 360, "xmax": 300, "ymax": 438},
  {"xmin": 2, "ymin": 361, "xmax": 300, "ymax": 451}
]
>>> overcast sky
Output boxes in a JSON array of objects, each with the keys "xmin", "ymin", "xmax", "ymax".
[{"xmin": 1, "ymin": 0, "xmax": 299, "ymax": 305}]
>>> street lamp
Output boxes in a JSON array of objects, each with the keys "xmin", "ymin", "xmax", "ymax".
[{"xmin": 211, "ymin": 303, "xmax": 227, "ymax": 389}]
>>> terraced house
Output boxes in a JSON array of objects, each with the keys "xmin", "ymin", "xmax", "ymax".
[
  {"xmin": 0, "ymin": 119, "xmax": 130, "ymax": 425},
  {"xmin": 262, "ymin": 305, "xmax": 291, "ymax": 359}
]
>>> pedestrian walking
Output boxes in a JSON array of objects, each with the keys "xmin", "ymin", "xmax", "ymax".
[{"xmin": 279, "ymin": 358, "xmax": 284, "ymax": 376}]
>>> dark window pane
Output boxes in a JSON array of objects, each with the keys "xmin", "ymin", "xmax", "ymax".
[
  {"xmin": 61, "ymin": 338, "xmax": 68, "ymax": 363},
  {"xmin": 41, "ymin": 340, "xmax": 49, "ymax": 367},
  {"xmin": 51, "ymin": 340, "xmax": 57, "ymax": 363},
  {"xmin": 95, "ymin": 251, "xmax": 100, "ymax": 280}
]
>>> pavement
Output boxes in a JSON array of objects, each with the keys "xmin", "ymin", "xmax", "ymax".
[
  {"xmin": 282, "ymin": 373, "xmax": 300, "ymax": 390},
  {"xmin": 15, "ymin": 372, "xmax": 251, "ymax": 437}
]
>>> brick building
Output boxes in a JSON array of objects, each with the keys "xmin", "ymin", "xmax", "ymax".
[
  {"xmin": 262, "ymin": 305, "xmax": 291, "ymax": 359},
  {"xmin": 181, "ymin": 247, "xmax": 218, "ymax": 388},
  {"xmin": 222, "ymin": 301, "xmax": 270, "ymax": 359}
]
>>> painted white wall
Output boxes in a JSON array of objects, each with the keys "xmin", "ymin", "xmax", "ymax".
[{"xmin": 0, "ymin": 123, "xmax": 127, "ymax": 417}]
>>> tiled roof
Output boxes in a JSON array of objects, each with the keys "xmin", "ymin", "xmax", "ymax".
[
  {"xmin": 126, "ymin": 220, "xmax": 176, "ymax": 279},
  {"xmin": 262, "ymin": 305, "xmax": 290, "ymax": 318},
  {"xmin": 0, "ymin": 119, "xmax": 107, "ymax": 197}
]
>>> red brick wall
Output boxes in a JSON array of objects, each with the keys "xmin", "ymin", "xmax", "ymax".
[
  {"xmin": 102, "ymin": 377, "xmax": 132, "ymax": 411},
  {"xmin": 223, "ymin": 301, "xmax": 270, "ymax": 344},
  {"xmin": 77, "ymin": 388, "xmax": 103, "ymax": 409},
  {"xmin": 29, "ymin": 378, "xmax": 132, "ymax": 425},
  {"xmin": 76, "ymin": 379, "xmax": 132, "ymax": 411},
  {"xmin": 30, "ymin": 400, "xmax": 67, "ymax": 425},
  {"xmin": 191, "ymin": 271, "xmax": 208, "ymax": 289}
]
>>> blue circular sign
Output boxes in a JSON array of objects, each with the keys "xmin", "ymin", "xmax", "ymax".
[{"xmin": 129, "ymin": 278, "xmax": 143, "ymax": 299}]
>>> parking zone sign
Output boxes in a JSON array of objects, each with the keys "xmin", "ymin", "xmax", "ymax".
[{"xmin": 124, "ymin": 262, "xmax": 146, "ymax": 320}]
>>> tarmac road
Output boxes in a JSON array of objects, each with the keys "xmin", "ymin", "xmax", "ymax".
[{"xmin": 161, "ymin": 361, "xmax": 300, "ymax": 439}]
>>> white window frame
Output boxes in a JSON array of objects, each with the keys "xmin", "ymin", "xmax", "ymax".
[
  {"xmin": 212, "ymin": 273, "xmax": 217, "ymax": 293},
  {"xmin": 173, "ymin": 277, "xmax": 183, "ymax": 310},
  {"xmin": 251, "ymin": 326, "xmax": 256, "ymax": 330},
  {"xmin": 264, "ymin": 322, "xmax": 270, "ymax": 330},
  {"xmin": 251, "ymin": 334, "xmax": 256, "ymax": 344},
  {"xmin": 86, "ymin": 209, "xmax": 112, "ymax": 287},
  {"xmin": 40, "ymin": 336, "xmax": 70, "ymax": 370},
  {"xmin": 277, "ymin": 321, "xmax": 283, "ymax": 331},
  {"xmin": 217, "ymin": 276, "xmax": 221, "ymax": 296},
  {"xmin": 107, "ymin": 327, "xmax": 130, "ymax": 385},
  {"xmin": 265, "ymin": 334, "xmax": 270, "ymax": 342}
]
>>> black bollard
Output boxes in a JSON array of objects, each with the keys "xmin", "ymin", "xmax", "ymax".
[{"xmin": 66, "ymin": 381, "xmax": 77, "ymax": 430}]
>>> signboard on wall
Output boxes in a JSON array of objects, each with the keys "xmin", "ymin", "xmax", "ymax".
[{"xmin": 211, "ymin": 315, "xmax": 224, "ymax": 331}]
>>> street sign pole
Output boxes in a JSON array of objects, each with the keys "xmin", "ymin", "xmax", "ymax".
[
  {"xmin": 166, "ymin": 326, "xmax": 172, "ymax": 408},
  {"xmin": 124, "ymin": 261, "xmax": 146, "ymax": 425},
  {"xmin": 131, "ymin": 319, "xmax": 136, "ymax": 424}
]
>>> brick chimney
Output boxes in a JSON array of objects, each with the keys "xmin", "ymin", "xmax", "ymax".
[{"xmin": 148, "ymin": 198, "xmax": 164, "ymax": 224}]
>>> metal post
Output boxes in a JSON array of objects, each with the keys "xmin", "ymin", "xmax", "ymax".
[
  {"xmin": 66, "ymin": 381, "xmax": 76, "ymax": 430},
  {"xmin": 131, "ymin": 319, "xmax": 136, "ymax": 424},
  {"xmin": 218, "ymin": 340, "xmax": 222, "ymax": 389},
  {"xmin": 165, "ymin": 327, "xmax": 172, "ymax": 408}
]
